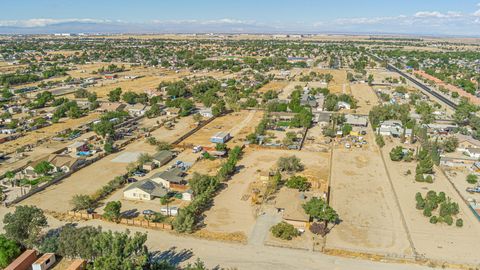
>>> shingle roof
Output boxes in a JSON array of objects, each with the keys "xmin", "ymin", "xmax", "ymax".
[{"xmin": 124, "ymin": 179, "xmax": 168, "ymax": 197}]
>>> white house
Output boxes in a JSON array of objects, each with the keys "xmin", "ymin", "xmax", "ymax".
[
  {"xmin": 198, "ymin": 108, "xmax": 213, "ymax": 118},
  {"xmin": 123, "ymin": 179, "xmax": 168, "ymax": 200}
]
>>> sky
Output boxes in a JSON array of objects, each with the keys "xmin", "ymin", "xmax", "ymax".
[{"xmin": 2, "ymin": 0, "xmax": 480, "ymax": 36}]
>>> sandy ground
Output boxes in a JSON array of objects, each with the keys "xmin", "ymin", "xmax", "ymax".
[
  {"xmin": 182, "ymin": 110, "xmax": 263, "ymax": 148},
  {"xmin": 19, "ymin": 116, "xmax": 195, "ymax": 212},
  {"xmin": 350, "ymin": 83, "xmax": 379, "ymax": 115},
  {"xmin": 0, "ymin": 206, "xmax": 439, "ymax": 270},
  {"xmin": 278, "ymin": 82, "xmax": 304, "ymax": 99},
  {"xmin": 203, "ymin": 148, "xmax": 329, "ymax": 235},
  {"xmin": 381, "ymin": 140, "xmax": 480, "ymax": 265},
  {"xmin": 0, "ymin": 113, "xmax": 100, "ymax": 154},
  {"xmin": 326, "ymin": 131, "xmax": 413, "ymax": 258},
  {"xmin": 257, "ymin": 81, "xmax": 289, "ymax": 93}
]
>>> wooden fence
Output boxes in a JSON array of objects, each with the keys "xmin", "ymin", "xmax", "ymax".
[{"xmin": 67, "ymin": 211, "xmax": 172, "ymax": 230}]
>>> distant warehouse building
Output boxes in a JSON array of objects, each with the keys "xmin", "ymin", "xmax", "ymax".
[{"xmin": 210, "ymin": 131, "xmax": 231, "ymax": 144}]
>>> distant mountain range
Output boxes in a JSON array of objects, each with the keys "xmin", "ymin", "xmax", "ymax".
[
  {"xmin": 0, "ymin": 21, "xmax": 477, "ymax": 37},
  {"xmin": 0, "ymin": 21, "xmax": 282, "ymax": 35}
]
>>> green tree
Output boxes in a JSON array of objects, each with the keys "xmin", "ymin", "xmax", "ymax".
[
  {"xmin": 103, "ymin": 201, "xmax": 122, "ymax": 222},
  {"xmin": 466, "ymin": 174, "xmax": 478, "ymax": 184},
  {"xmin": 270, "ymin": 222, "xmax": 299, "ymax": 240},
  {"xmin": 389, "ymin": 146, "xmax": 404, "ymax": 161},
  {"xmin": 34, "ymin": 161, "xmax": 54, "ymax": 175},
  {"xmin": 277, "ymin": 156, "xmax": 304, "ymax": 173},
  {"xmin": 285, "ymin": 176, "xmax": 311, "ymax": 191},
  {"xmin": 172, "ymin": 208, "xmax": 195, "ymax": 233},
  {"xmin": 70, "ymin": 194, "xmax": 95, "ymax": 211},
  {"xmin": 375, "ymin": 134, "xmax": 385, "ymax": 148},
  {"xmin": 107, "ymin": 87, "xmax": 122, "ymax": 102},
  {"xmin": 0, "ymin": 234, "xmax": 21, "ymax": 268},
  {"xmin": 341, "ymin": 123, "xmax": 352, "ymax": 136},
  {"xmin": 3, "ymin": 205, "xmax": 48, "ymax": 247},
  {"xmin": 303, "ymin": 197, "xmax": 338, "ymax": 223}
]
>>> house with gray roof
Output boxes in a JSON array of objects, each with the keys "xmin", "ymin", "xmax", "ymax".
[{"xmin": 123, "ymin": 179, "xmax": 168, "ymax": 200}]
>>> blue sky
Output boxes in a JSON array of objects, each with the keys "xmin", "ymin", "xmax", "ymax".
[{"xmin": 2, "ymin": 0, "xmax": 480, "ymax": 35}]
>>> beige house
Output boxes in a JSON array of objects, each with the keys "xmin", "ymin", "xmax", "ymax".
[
  {"xmin": 150, "ymin": 168, "xmax": 185, "ymax": 189},
  {"xmin": 275, "ymin": 188, "xmax": 310, "ymax": 229},
  {"xmin": 123, "ymin": 179, "xmax": 168, "ymax": 200}
]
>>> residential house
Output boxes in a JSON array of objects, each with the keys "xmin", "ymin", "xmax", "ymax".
[
  {"xmin": 66, "ymin": 259, "xmax": 87, "ymax": 270},
  {"xmin": 198, "ymin": 108, "xmax": 213, "ymax": 118},
  {"xmin": 210, "ymin": 131, "xmax": 231, "ymax": 144},
  {"xmin": 95, "ymin": 102, "xmax": 126, "ymax": 113},
  {"xmin": 345, "ymin": 114, "xmax": 368, "ymax": 127},
  {"xmin": 377, "ymin": 120, "xmax": 412, "ymax": 137},
  {"xmin": 312, "ymin": 111, "xmax": 330, "ymax": 127},
  {"xmin": 275, "ymin": 188, "xmax": 310, "ymax": 230},
  {"xmin": 165, "ymin": 107, "xmax": 180, "ymax": 116},
  {"xmin": 123, "ymin": 179, "xmax": 168, "ymax": 200},
  {"xmin": 67, "ymin": 141, "xmax": 87, "ymax": 154},
  {"xmin": 270, "ymin": 112, "xmax": 297, "ymax": 122},
  {"xmin": 151, "ymin": 150, "xmax": 174, "ymax": 167},
  {"xmin": 23, "ymin": 154, "xmax": 85, "ymax": 178},
  {"xmin": 440, "ymin": 156, "xmax": 478, "ymax": 168},
  {"xmin": 32, "ymin": 253, "xmax": 56, "ymax": 270},
  {"xmin": 466, "ymin": 148, "xmax": 480, "ymax": 159},
  {"xmin": 455, "ymin": 134, "xmax": 480, "ymax": 152},
  {"xmin": 5, "ymin": 249, "xmax": 37, "ymax": 270},
  {"xmin": 151, "ymin": 168, "xmax": 186, "ymax": 189},
  {"xmin": 126, "ymin": 104, "xmax": 148, "ymax": 117}
]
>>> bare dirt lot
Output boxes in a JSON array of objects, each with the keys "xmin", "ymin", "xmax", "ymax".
[
  {"xmin": 202, "ymin": 148, "xmax": 330, "ymax": 236},
  {"xmin": 326, "ymin": 131, "xmax": 413, "ymax": 258},
  {"xmin": 350, "ymin": 83, "xmax": 379, "ymax": 115},
  {"xmin": 381, "ymin": 140, "xmax": 480, "ymax": 265},
  {"xmin": 257, "ymin": 81, "xmax": 289, "ymax": 93},
  {"xmin": 182, "ymin": 110, "xmax": 263, "ymax": 148}
]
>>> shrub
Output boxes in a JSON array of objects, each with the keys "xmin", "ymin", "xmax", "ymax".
[
  {"xmin": 423, "ymin": 207, "xmax": 432, "ymax": 217},
  {"xmin": 277, "ymin": 155, "xmax": 304, "ymax": 173},
  {"xmin": 466, "ymin": 174, "xmax": 478, "ymax": 184},
  {"xmin": 444, "ymin": 215, "xmax": 453, "ymax": 226},
  {"xmin": 455, "ymin": 218, "xmax": 463, "ymax": 227},
  {"xmin": 429, "ymin": 216, "xmax": 438, "ymax": 224},
  {"xmin": 285, "ymin": 176, "xmax": 311, "ymax": 191},
  {"xmin": 375, "ymin": 134, "xmax": 385, "ymax": 148},
  {"xmin": 270, "ymin": 222, "xmax": 299, "ymax": 240}
]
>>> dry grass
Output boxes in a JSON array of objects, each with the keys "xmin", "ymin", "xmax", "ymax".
[{"xmin": 257, "ymin": 80, "xmax": 289, "ymax": 93}]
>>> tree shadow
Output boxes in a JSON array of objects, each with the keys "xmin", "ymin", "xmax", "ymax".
[{"xmin": 150, "ymin": 247, "xmax": 194, "ymax": 266}]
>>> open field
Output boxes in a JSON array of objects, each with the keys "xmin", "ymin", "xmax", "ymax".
[
  {"xmin": 350, "ymin": 83, "xmax": 379, "ymax": 115},
  {"xmin": 326, "ymin": 131, "xmax": 413, "ymax": 257},
  {"xmin": 19, "ymin": 116, "xmax": 195, "ymax": 212},
  {"xmin": 257, "ymin": 81, "xmax": 289, "ymax": 93},
  {"xmin": 182, "ymin": 110, "xmax": 263, "ymax": 148},
  {"xmin": 310, "ymin": 68, "xmax": 349, "ymax": 94},
  {"xmin": 381, "ymin": 140, "xmax": 480, "ymax": 265},
  {"xmin": 203, "ymin": 148, "xmax": 330, "ymax": 236}
]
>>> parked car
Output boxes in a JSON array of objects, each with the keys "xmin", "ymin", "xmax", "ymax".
[
  {"xmin": 142, "ymin": 209, "xmax": 156, "ymax": 216},
  {"xmin": 127, "ymin": 177, "xmax": 137, "ymax": 183},
  {"xmin": 133, "ymin": 171, "xmax": 146, "ymax": 177}
]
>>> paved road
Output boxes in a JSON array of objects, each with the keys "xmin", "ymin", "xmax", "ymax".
[{"xmin": 0, "ymin": 207, "xmax": 444, "ymax": 270}]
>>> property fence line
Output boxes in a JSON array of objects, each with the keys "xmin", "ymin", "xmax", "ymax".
[
  {"xmin": 66, "ymin": 211, "xmax": 172, "ymax": 230},
  {"xmin": 171, "ymin": 110, "xmax": 232, "ymax": 146}
]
